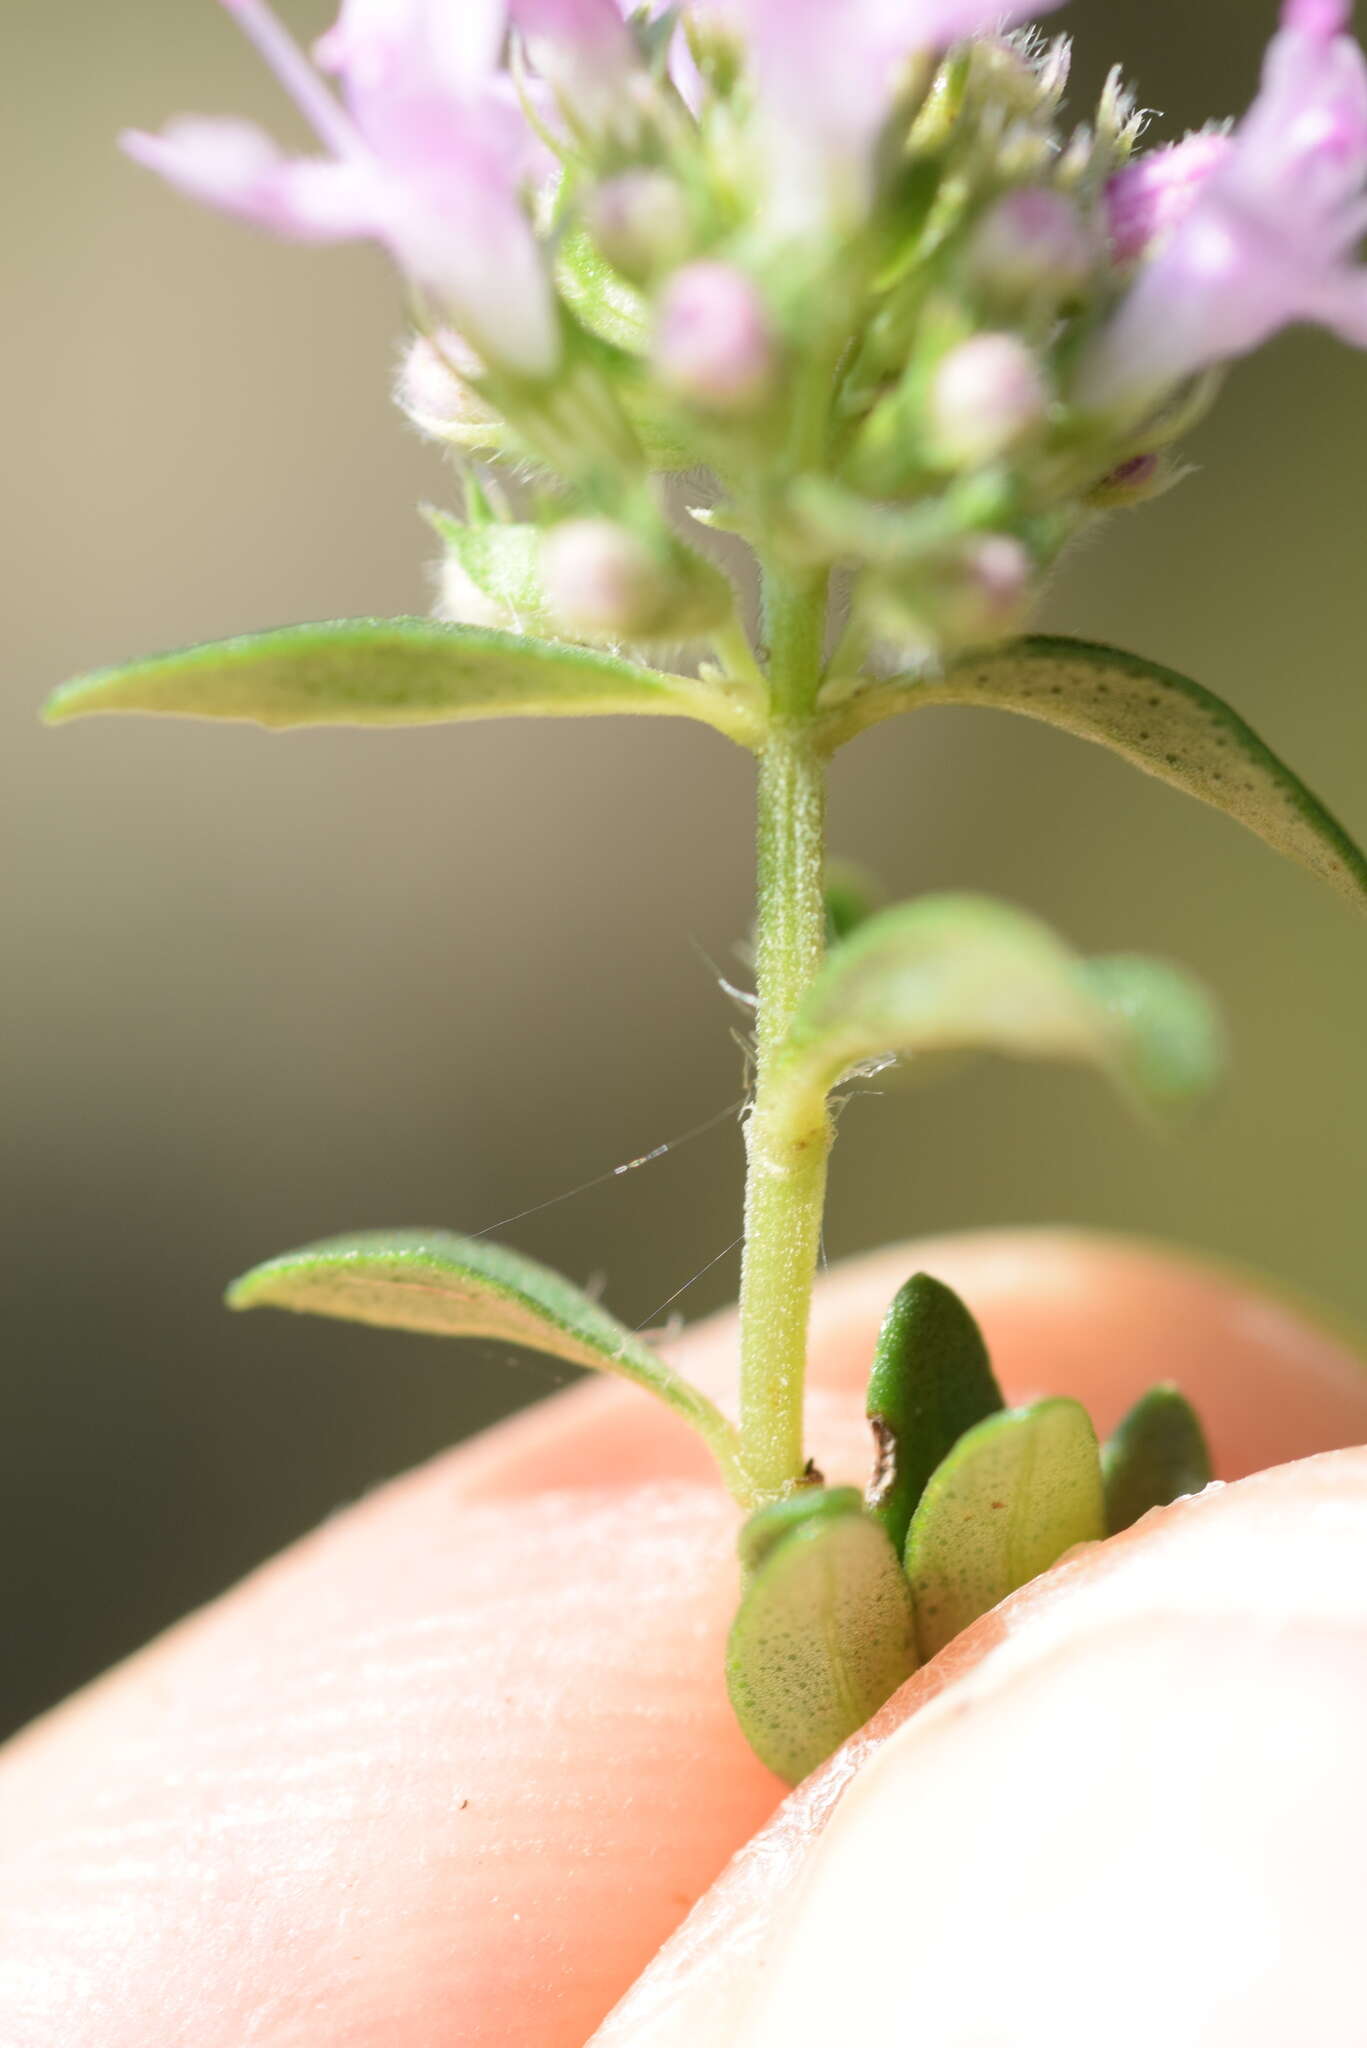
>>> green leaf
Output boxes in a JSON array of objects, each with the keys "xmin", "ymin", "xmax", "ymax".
[
  {"xmin": 865, "ymin": 1273, "xmax": 1004, "ymax": 1555},
  {"xmin": 1102, "ymin": 1383, "xmax": 1213, "ymax": 1534},
  {"xmin": 904, "ymin": 1398, "xmax": 1106, "ymax": 1662},
  {"xmin": 43, "ymin": 618, "xmax": 759, "ymax": 744},
  {"xmin": 772, "ymin": 893, "xmax": 1223, "ymax": 1130},
  {"xmin": 228, "ymin": 1228, "xmax": 746, "ymax": 1497},
  {"xmin": 423, "ymin": 509, "xmax": 550, "ymax": 625},
  {"xmin": 726, "ymin": 1502, "xmax": 917, "ymax": 1784},
  {"xmin": 817, "ymin": 635, "xmax": 1367, "ymax": 913}
]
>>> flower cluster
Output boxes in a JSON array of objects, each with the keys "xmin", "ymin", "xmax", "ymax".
[{"xmin": 126, "ymin": 0, "xmax": 1367, "ymax": 662}]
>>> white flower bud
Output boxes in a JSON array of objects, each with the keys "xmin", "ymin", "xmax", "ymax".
[
  {"xmin": 395, "ymin": 332, "xmax": 494, "ymax": 439},
  {"xmin": 967, "ymin": 188, "xmax": 1093, "ymax": 305},
  {"xmin": 927, "ymin": 334, "xmax": 1048, "ymax": 468},
  {"xmin": 540, "ymin": 519, "xmax": 671, "ymax": 639},
  {"xmin": 588, "ymin": 170, "xmax": 692, "ymax": 283},
  {"xmin": 434, "ymin": 556, "xmax": 510, "ymax": 631},
  {"xmin": 654, "ymin": 262, "xmax": 777, "ymax": 415}
]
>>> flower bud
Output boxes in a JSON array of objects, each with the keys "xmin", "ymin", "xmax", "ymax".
[
  {"xmin": 967, "ymin": 188, "xmax": 1093, "ymax": 306},
  {"xmin": 935, "ymin": 535, "xmax": 1035, "ymax": 646},
  {"xmin": 537, "ymin": 520, "xmax": 671, "ymax": 640},
  {"xmin": 588, "ymin": 170, "xmax": 692, "ymax": 284},
  {"xmin": 396, "ymin": 332, "xmax": 495, "ymax": 439},
  {"xmin": 653, "ymin": 262, "xmax": 777, "ymax": 415},
  {"xmin": 926, "ymin": 334, "xmax": 1048, "ymax": 468},
  {"xmin": 434, "ymin": 556, "xmax": 511, "ymax": 631}
]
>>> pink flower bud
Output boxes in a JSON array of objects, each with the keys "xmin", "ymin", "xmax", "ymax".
[
  {"xmin": 540, "ymin": 520, "xmax": 669, "ymax": 638},
  {"xmin": 927, "ymin": 335, "xmax": 1047, "ymax": 468},
  {"xmin": 967, "ymin": 188, "xmax": 1093, "ymax": 304},
  {"xmin": 653, "ymin": 262, "xmax": 777, "ymax": 414},
  {"xmin": 937, "ymin": 534, "xmax": 1034, "ymax": 644},
  {"xmin": 588, "ymin": 171, "xmax": 692, "ymax": 283}
]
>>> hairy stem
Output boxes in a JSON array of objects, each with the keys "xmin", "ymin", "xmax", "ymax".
[{"xmin": 737, "ymin": 568, "xmax": 833, "ymax": 1503}]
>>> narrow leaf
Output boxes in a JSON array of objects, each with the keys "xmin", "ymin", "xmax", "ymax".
[
  {"xmin": 727, "ymin": 1505, "xmax": 917, "ymax": 1784},
  {"xmin": 773, "ymin": 893, "xmax": 1222, "ymax": 1129},
  {"xmin": 818, "ymin": 635, "xmax": 1367, "ymax": 913},
  {"xmin": 43, "ymin": 618, "xmax": 759, "ymax": 743},
  {"xmin": 904, "ymin": 1398, "xmax": 1106, "ymax": 1662},
  {"xmin": 1103, "ymin": 1382, "xmax": 1213, "ymax": 1534},
  {"xmin": 228, "ymin": 1228, "xmax": 745, "ymax": 1495},
  {"xmin": 865, "ymin": 1273, "xmax": 1004, "ymax": 1555}
]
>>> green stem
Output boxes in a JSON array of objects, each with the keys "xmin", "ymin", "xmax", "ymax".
[{"xmin": 737, "ymin": 568, "xmax": 833, "ymax": 1503}]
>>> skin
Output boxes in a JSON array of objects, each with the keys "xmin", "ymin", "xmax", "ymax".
[{"xmin": 2, "ymin": 1229, "xmax": 1367, "ymax": 2046}]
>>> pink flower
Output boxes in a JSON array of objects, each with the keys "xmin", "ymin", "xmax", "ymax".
[
  {"xmin": 123, "ymin": 0, "xmax": 560, "ymax": 378},
  {"xmin": 724, "ymin": 0, "xmax": 1069, "ymax": 221},
  {"xmin": 1104, "ymin": 131, "xmax": 1234, "ymax": 267},
  {"xmin": 1080, "ymin": 0, "xmax": 1367, "ymax": 416}
]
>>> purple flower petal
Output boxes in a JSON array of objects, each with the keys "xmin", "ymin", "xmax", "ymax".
[{"xmin": 1080, "ymin": 0, "xmax": 1367, "ymax": 415}]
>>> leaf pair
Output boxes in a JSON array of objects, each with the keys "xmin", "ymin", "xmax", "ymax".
[
  {"xmin": 727, "ymin": 1273, "xmax": 1213, "ymax": 1783},
  {"xmin": 42, "ymin": 624, "xmax": 1367, "ymax": 931}
]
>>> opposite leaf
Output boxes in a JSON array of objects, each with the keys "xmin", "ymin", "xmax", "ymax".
[
  {"xmin": 817, "ymin": 635, "xmax": 1367, "ymax": 914},
  {"xmin": 772, "ymin": 893, "xmax": 1223, "ymax": 1130},
  {"xmin": 43, "ymin": 619, "xmax": 759, "ymax": 744},
  {"xmin": 904, "ymin": 1397, "xmax": 1106, "ymax": 1662},
  {"xmin": 727, "ymin": 1504, "xmax": 918, "ymax": 1785},
  {"xmin": 1103, "ymin": 1382, "xmax": 1213, "ymax": 1534},
  {"xmin": 864, "ymin": 1272, "xmax": 1004, "ymax": 1555},
  {"xmin": 228, "ymin": 1228, "xmax": 746, "ymax": 1497}
]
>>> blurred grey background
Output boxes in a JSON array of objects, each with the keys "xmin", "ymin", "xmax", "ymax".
[{"xmin": 5, "ymin": 0, "xmax": 1366, "ymax": 1740}]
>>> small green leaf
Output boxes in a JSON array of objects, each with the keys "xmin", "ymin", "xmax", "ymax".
[
  {"xmin": 228, "ymin": 1228, "xmax": 746, "ymax": 1496},
  {"xmin": 904, "ymin": 1398, "xmax": 1106, "ymax": 1661},
  {"xmin": 773, "ymin": 893, "xmax": 1222, "ymax": 1130},
  {"xmin": 423, "ymin": 509, "xmax": 550, "ymax": 625},
  {"xmin": 1103, "ymin": 1383, "xmax": 1213, "ymax": 1534},
  {"xmin": 727, "ymin": 1503, "xmax": 917, "ymax": 1784},
  {"xmin": 865, "ymin": 1273, "xmax": 1004, "ymax": 1555},
  {"xmin": 817, "ymin": 635, "xmax": 1367, "ymax": 913},
  {"xmin": 43, "ymin": 618, "xmax": 759, "ymax": 744}
]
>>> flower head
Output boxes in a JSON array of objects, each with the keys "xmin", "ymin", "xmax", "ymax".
[{"xmin": 1080, "ymin": 0, "xmax": 1367, "ymax": 417}]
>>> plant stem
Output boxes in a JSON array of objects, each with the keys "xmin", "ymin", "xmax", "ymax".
[{"xmin": 737, "ymin": 567, "xmax": 833, "ymax": 1503}]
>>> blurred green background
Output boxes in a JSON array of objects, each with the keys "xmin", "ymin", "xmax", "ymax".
[{"xmin": 5, "ymin": 0, "xmax": 1365, "ymax": 1741}]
